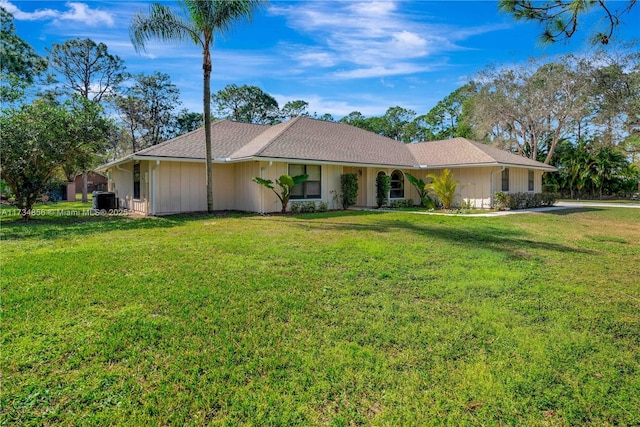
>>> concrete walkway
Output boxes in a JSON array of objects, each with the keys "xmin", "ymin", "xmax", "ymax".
[{"xmin": 371, "ymin": 201, "xmax": 640, "ymax": 217}]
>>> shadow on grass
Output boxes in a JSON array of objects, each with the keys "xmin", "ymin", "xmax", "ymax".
[
  {"xmin": 0, "ymin": 208, "xmax": 383, "ymax": 241},
  {"xmin": 0, "ymin": 208, "xmax": 601, "ymax": 260},
  {"xmin": 541, "ymin": 207, "xmax": 604, "ymax": 216},
  {"xmin": 0, "ymin": 210, "xmax": 256, "ymax": 241},
  {"xmin": 274, "ymin": 215, "xmax": 595, "ymax": 258}
]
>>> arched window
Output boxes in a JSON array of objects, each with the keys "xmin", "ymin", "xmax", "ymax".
[{"xmin": 390, "ymin": 170, "xmax": 404, "ymax": 199}]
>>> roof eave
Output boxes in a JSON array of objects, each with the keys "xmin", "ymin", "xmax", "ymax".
[
  {"xmin": 421, "ymin": 161, "xmax": 557, "ymax": 172},
  {"xmin": 98, "ymin": 155, "xmax": 556, "ymax": 173},
  {"xmin": 227, "ymin": 155, "xmax": 416, "ymax": 169},
  {"xmin": 96, "ymin": 155, "xmax": 134, "ymax": 171}
]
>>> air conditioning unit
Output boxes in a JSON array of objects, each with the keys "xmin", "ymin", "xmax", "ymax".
[{"xmin": 92, "ymin": 191, "xmax": 118, "ymax": 210}]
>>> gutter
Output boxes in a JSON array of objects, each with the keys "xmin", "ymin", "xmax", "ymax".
[
  {"xmin": 216, "ymin": 156, "xmax": 556, "ymax": 172},
  {"xmin": 490, "ymin": 166, "xmax": 506, "ymax": 208},
  {"xmin": 222, "ymin": 156, "xmax": 416, "ymax": 170},
  {"xmin": 417, "ymin": 162, "xmax": 557, "ymax": 172},
  {"xmin": 151, "ymin": 160, "xmax": 160, "ymax": 215},
  {"xmin": 98, "ymin": 154, "xmax": 556, "ymax": 174}
]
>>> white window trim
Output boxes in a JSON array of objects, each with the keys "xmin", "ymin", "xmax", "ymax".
[{"xmin": 288, "ymin": 163, "xmax": 322, "ymax": 200}]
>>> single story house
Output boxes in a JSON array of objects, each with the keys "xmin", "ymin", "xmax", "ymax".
[{"xmin": 98, "ymin": 117, "xmax": 556, "ymax": 215}]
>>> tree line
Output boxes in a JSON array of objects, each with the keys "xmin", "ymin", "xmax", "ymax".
[{"xmin": 213, "ymin": 50, "xmax": 640, "ymax": 198}]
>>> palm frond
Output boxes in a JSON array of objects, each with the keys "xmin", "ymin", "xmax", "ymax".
[
  {"xmin": 181, "ymin": 0, "xmax": 265, "ymax": 43},
  {"xmin": 130, "ymin": 3, "xmax": 201, "ymax": 52}
]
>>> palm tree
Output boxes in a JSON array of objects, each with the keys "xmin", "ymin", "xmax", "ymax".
[
  {"xmin": 405, "ymin": 172, "xmax": 434, "ymax": 208},
  {"xmin": 425, "ymin": 169, "xmax": 458, "ymax": 210},
  {"xmin": 591, "ymin": 145, "xmax": 627, "ymax": 199},
  {"xmin": 130, "ymin": 0, "xmax": 264, "ymax": 213}
]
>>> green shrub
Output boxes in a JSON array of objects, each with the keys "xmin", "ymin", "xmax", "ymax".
[
  {"xmin": 291, "ymin": 201, "xmax": 319, "ymax": 213},
  {"xmin": 459, "ymin": 199, "xmax": 474, "ymax": 210},
  {"xmin": 42, "ymin": 178, "xmax": 66, "ymax": 202},
  {"xmin": 508, "ymin": 192, "xmax": 528, "ymax": 209},
  {"xmin": 340, "ymin": 174, "xmax": 358, "ymax": 209},
  {"xmin": 541, "ymin": 192, "xmax": 559, "ymax": 206},
  {"xmin": 494, "ymin": 192, "xmax": 510, "ymax": 210},
  {"xmin": 494, "ymin": 192, "xmax": 559, "ymax": 210},
  {"xmin": 376, "ymin": 174, "xmax": 390, "ymax": 208},
  {"xmin": 405, "ymin": 172, "xmax": 434, "ymax": 208},
  {"xmin": 301, "ymin": 201, "xmax": 316, "ymax": 213},
  {"xmin": 290, "ymin": 202, "xmax": 302, "ymax": 213},
  {"xmin": 390, "ymin": 199, "xmax": 415, "ymax": 208}
]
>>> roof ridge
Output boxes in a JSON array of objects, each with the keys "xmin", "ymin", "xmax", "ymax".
[
  {"xmin": 411, "ymin": 137, "xmax": 469, "ymax": 145},
  {"xmin": 459, "ymin": 138, "xmax": 499, "ymax": 162},
  {"xmin": 134, "ymin": 119, "xmax": 229, "ymax": 156},
  {"xmin": 228, "ymin": 117, "xmax": 302, "ymax": 159},
  {"xmin": 467, "ymin": 139, "xmax": 523, "ymax": 159},
  {"xmin": 253, "ymin": 117, "xmax": 302, "ymax": 157}
]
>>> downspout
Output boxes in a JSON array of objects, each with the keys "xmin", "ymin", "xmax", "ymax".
[
  {"xmin": 260, "ymin": 165, "xmax": 266, "ymax": 214},
  {"xmin": 151, "ymin": 160, "xmax": 160, "ymax": 216},
  {"xmin": 490, "ymin": 166, "xmax": 506, "ymax": 208}
]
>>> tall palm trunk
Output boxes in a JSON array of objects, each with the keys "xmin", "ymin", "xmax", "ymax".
[{"xmin": 203, "ymin": 46, "xmax": 213, "ymax": 213}]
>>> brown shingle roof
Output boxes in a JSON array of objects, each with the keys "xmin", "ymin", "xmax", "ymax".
[
  {"xmin": 99, "ymin": 120, "xmax": 555, "ymax": 172},
  {"xmin": 234, "ymin": 117, "xmax": 417, "ymax": 166},
  {"xmin": 408, "ymin": 137, "xmax": 556, "ymax": 171},
  {"xmin": 134, "ymin": 120, "xmax": 268, "ymax": 159}
]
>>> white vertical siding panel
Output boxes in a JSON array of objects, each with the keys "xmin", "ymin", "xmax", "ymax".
[{"xmin": 192, "ymin": 163, "xmax": 207, "ymax": 212}]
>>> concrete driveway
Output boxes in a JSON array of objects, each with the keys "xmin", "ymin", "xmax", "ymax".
[
  {"xmin": 391, "ymin": 200, "xmax": 640, "ymax": 217},
  {"xmin": 556, "ymin": 201, "xmax": 640, "ymax": 209}
]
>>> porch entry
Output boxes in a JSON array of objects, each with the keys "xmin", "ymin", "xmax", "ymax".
[{"xmin": 343, "ymin": 167, "xmax": 367, "ymax": 207}]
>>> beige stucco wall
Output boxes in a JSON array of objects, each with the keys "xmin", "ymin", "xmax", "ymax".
[
  {"xmin": 507, "ymin": 167, "xmax": 543, "ymax": 193},
  {"xmin": 361, "ymin": 166, "xmax": 543, "ymax": 209},
  {"xmin": 423, "ymin": 167, "xmax": 495, "ymax": 209},
  {"xmin": 233, "ymin": 161, "xmax": 261, "ymax": 212},
  {"xmin": 107, "ymin": 161, "xmax": 150, "ymax": 215},
  {"xmin": 254, "ymin": 161, "xmax": 343, "ymax": 212},
  {"xmin": 106, "ymin": 159, "xmax": 547, "ymax": 214},
  {"xmin": 154, "ymin": 161, "xmax": 207, "ymax": 214},
  {"xmin": 441, "ymin": 166, "xmax": 543, "ymax": 208},
  {"xmin": 360, "ymin": 168, "xmax": 428, "ymax": 207}
]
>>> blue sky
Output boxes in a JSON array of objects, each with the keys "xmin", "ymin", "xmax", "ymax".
[{"xmin": 3, "ymin": 0, "xmax": 639, "ymax": 118}]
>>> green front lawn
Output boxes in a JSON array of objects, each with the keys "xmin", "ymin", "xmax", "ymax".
[{"xmin": 2, "ymin": 205, "xmax": 639, "ymax": 425}]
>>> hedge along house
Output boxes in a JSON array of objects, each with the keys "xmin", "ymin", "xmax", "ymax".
[{"xmin": 98, "ymin": 117, "xmax": 556, "ymax": 215}]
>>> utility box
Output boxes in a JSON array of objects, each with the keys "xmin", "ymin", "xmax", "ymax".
[{"xmin": 93, "ymin": 191, "xmax": 118, "ymax": 210}]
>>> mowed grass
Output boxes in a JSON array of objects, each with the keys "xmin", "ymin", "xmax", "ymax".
[{"xmin": 1, "ymin": 204, "xmax": 639, "ymax": 426}]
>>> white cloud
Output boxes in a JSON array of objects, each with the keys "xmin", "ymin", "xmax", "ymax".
[
  {"xmin": 333, "ymin": 63, "xmax": 434, "ymax": 79},
  {"xmin": 273, "ymin": 93, "xmax": 383, "ymax": 117},
  {"xmin": 0, "ymin": 1, "xmax": 114, "ymax": 27},
  {"xmin": 59, "ymin": 2, "xmax": 114, "ymax": 27},
  {"xmin": 296, "ymin": 50, "xmax": 337, "ymax": 68},
  {"xmin": 269, "ymin": 0, "xmax": 502, "ymax": 80},
  {"xmin": 392, "ymin": 31, "xmax": 427, "ymax": 52},
  {"xmin": 0, "ymin": 0, "xmax": 57, "ymax": 20},
  {"xmin": 272, "ymin": 91, "xmax": 424, "ymax": 118}
]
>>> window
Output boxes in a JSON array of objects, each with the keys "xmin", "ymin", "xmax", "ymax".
[
  {"xmin": 133, "ymin": 163, "xmax": 141, "ymax": 199},
  {"xmin": 390, "ymin": 170, "xmax": 404, "ymax": 199},
  {"xmin": 501, "ymin": 168, "xmax": 509, "ymax": 192},
  {"xmin": 528, "ymin": 170, "xmax": 534, "ymax": 191},
  {"xmin": 289, "ymin": 164, "xmax": 321, "ymax": 199}
]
